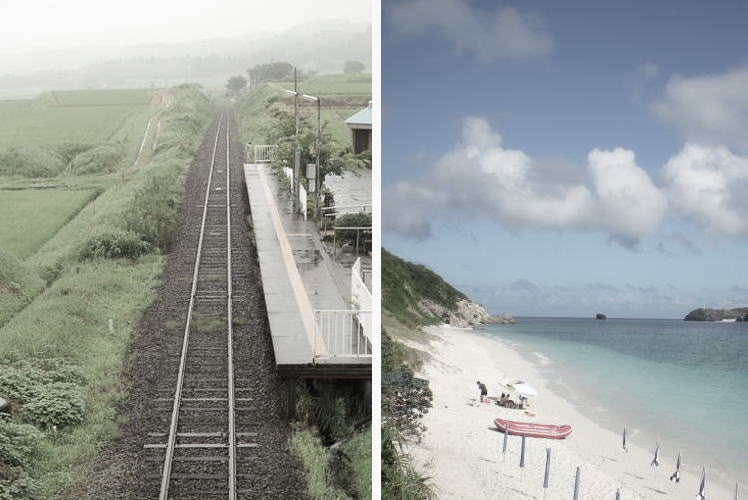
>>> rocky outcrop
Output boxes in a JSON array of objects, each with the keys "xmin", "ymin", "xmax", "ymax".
[
  {"xmin": 485, "ymin": 313, "xmax": 515, "ymax": 325},
  {"xmin": 595, "ymin": 313, "xmax": 607, "ymax": 320},
  {"xmin": 417, "ymin": 298, "xmax": 514, "ymax": 328},
  {"xmin": 684, "ymin": 307, "xmax": 748, "ymax": 321}
]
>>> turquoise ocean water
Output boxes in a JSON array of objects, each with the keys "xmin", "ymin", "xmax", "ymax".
[{"xmin": 480, "ymin": 317, "xmax": 748, "ymax": 483}]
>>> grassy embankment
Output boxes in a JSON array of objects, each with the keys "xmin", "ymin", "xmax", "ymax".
[
  {"xmin": 236, "ymin": 76, "xmax": 371, "ymax": 500},
  {"xmin": 381, "ymin": 249, "xmax": 475, "ymax": 499},
  {"xmin": 0, "ymin": 85, "xmax": 216, "ymax": 499}
]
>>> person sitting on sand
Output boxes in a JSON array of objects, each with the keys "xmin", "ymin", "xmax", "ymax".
[{"xmin": 477, "ymin": 381, "xmax": 488, "ymax": 403}]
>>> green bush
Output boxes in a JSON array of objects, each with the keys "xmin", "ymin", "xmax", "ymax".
[
  {"xmin": 53, "ymin": 142, "xmax": 94, "ymax": 164},
  {"xmin": 0, "ymin": 147, "xmax": 66, "ymax": 178},
  {"xmin": 0, "ymin": 471, "xmax": 39, "ymax": 500},
  {"xmin": 334, "ymin": 213, "xmax": 371, "ymax": 250},
  {"xmin": 289, "ymin": 426, "xmax": 348, "ymax": 500},
  {"xmin": 338, "ymin": 427, "xmax": 371, "ymax": 499},
  {"xmin": 22, "ymin": 382, "xmax": 86, "ymax": 429},
  {"xmin": 79, "ymin": 230, "xmax": 151, "ymax": 260},
  {"xmin": 124, "ymin": 168, "xmax": 182, "ymax": 250},
  {"xmin": 0, "ymin": 361, "xmax": 86, "ymax": 404},
  {"xmin": 0, "ymin": 421, "xmax": 42, "ymax": 468},
  {"xmin": 69, "ymin": 144, "xmax": 124, "ymax": 175}
]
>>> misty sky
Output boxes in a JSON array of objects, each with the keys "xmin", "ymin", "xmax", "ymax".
[
  {"xmin": 0, "ymin": 0, "xmax": 370, "ymax": 54},
  {"xmin": 383, "ymin": 0, "xmax": 748, "ymax": 319}
]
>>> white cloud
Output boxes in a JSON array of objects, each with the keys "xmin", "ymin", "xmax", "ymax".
[
  {"xmin": 652, "ymin": 66, "xmax": 748, "ymax": 152},
  {"xmin": 662, "ymin": 143, "xmax": 748, "ymax": 234},
  {"xmin": 384, "ymin": 117, "xmax": 667, "ymax": 243},
  {"xmin": 388, "ymin": 0, "xmax": 553, "ymax": 60}
]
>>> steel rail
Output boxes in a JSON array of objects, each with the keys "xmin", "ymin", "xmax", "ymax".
[
  {"xmin": 225, "ymin": 114, "xmax": 237, "ymax": 500},
  {"xmin": 159, "ymin": 112, "xmax": 225, "ymax": 500}
]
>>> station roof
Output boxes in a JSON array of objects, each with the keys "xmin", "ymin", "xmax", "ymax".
[{"xmin": 345, "ymin": 105, "xmax": 372, "ymax": 128}]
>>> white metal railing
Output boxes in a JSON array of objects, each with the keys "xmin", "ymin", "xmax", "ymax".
[
  {"xmin": 252, "ymin": 144, "xmax": 275, "ymax": 163},
  {"xmin": 313, "ymin": 310, "xmax": 372, "ymax": 359},
  {"xmin": 281, "ymin": 167, "xmax": 307, "ymax": 220},
  {"xmin": 321, "ymin": 204, "xmax": 372, "ymax": 233},
  {"xmin": 351, "ymin": 257, "xmax": 371, "ymax": 304}
]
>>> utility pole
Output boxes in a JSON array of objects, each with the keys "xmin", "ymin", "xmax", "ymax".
[
  {"xmin": 302, "ymin": 94, "xmax": 321, "ymax": 219},
  {"xmin": 283, "ymin": 69, "xmax": 302, "ymax": 216},
  {"xmin": 293, "ymin": 67, "xmax": 298, "ymax": 137}
]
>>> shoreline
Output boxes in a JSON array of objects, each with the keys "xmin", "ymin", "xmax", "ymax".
[{"xmin": 408, "ymin": 325, "xmax": 735, "ymax": 500}]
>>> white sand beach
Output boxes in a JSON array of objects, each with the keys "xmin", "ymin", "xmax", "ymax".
[{"xmin": 408, "ymin": 325, "xmax": 734, "ymax": 500}]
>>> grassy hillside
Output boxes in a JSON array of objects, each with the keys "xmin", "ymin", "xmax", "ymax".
[
  {"xmin": 0, "ymin": 250, "xmax": 45, "ymax": 328},
  {"xmin": 382, "ymin": 249, "xmax": 467, "ymax": 328}
]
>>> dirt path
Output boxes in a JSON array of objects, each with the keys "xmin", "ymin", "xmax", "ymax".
[{"xmin": 85, "ymin": 111, "xmax": 306, "ymax": 499}]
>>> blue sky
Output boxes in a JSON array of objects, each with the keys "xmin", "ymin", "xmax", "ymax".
[{"xmin": 382, "ymin": 0, "xmax": 748, "ymax": 318}]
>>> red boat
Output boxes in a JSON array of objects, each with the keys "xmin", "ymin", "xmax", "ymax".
[{"xmin": 494, "ymin": 418, "xmax": 572, "ymax": 439}]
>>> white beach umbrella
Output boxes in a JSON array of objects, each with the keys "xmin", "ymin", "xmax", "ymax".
[
  {"xmin": 622, "ymin": 427, "xmax": 628, "ymax": 453},
  {"xmin": 573, "ymin": 466, "xmax": 581, "ymax": 500},
  {"xmin": 519, "ymin": 433, "xmax": 526, "ymax": 468},
  {"xmin": 669, "ymin": 452, "xmax": 681, "ymax": 483},
  {"xmin": 696, "ymin": 465, "xmax": 706, "ymax": 500},
  {"xmin": 651, "ymin": 440, "xmax": 660, "ymax": 467}
]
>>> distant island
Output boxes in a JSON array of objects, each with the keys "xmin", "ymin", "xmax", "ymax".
[
  {"xmin": 595, "ymin": 313, "xmax": 607, "ymax": 320},
  {"xmin": 684, "ymin": 307, "xmax": 748, "ymax": 322}
]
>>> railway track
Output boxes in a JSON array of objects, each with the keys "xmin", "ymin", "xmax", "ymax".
[{"xmin": 142, "ymin": 110, "xmax": 254, "ymax": 499}]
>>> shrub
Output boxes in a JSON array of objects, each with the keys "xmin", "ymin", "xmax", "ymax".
[
  {"xmin": 124, "ymin": 169, "xmax": 182, "ymax": 250},
  {"xmin": 0, "ymin": 471, "xmax": 39, "ymax": 500},
  {"xmin": 0, "ymin": 147, "xmax": 66, "ymax": 177},
  {"xmin": 70, "ymin": 144, "xmax": 124, "ymax": 175},
  {"xmin": 0, "ymin": 361, "xmax": 86, "ymax": 404},
  {"xmin": 54, "ymin": 142, "xmax": 94, "ymax": 164},
  {"xmin": 22, "ymin": 382, "xmax": 85, "ymax": 429},
  {"xmin": 79, "ymin": 230, "xmax": 151, "ymax": 260},
  {"xmin": 0, "ymin": 421, "xmax": 42, "ymax": 468},
  {"xmin": 338, "ymin": 427, "xmax": 371, "ymax": 499},
  {"xmin": 334, "ymin": 213, "xmax": 371, "ymax": 251},
  {"xmin": 289, "ymin": 426, "xmax": 348, "ymax": 500}
]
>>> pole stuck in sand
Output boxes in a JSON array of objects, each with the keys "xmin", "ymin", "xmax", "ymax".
[
  {"xmin": 543, "ymin": 447, "xmax": 551, "ymax": 494},
  {"xmin": 615, "ymin": 487, "xmax": 621, "ymax": 500},
  {"xmin": 697, "ymin": 465, "xmax": 706, "ymax": 500},
  {"xmin": 650, "ymin": 440, "xmax": 660, "ymax": 467},
  {"xmin": 501, "ymin": 429, "xmax": 509, "ymax": 458},
  {"xmin": 519, "ymin": 433, "xmax": 526, "ymax": 468},
  {"xmin": 734, "ymin": 481, "xmax": 739, "ymax": 500},
  {"xmin": 669, "ymin": 452, "xmax": 681, "ymax": 483},
  {"xmin": 622, "ymin": 427, "xmax": 628, "ymax": 453},
  {"xmin": 573, "ymin": 466, "xmax": 581, "ymax": 500}
]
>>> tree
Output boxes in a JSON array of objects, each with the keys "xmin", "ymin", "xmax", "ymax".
[
  {"xmin": 225, "ymin": 75, "xmax": 247, "ymax": 97},
  {"xmin": 266, "ymin": 108, "xmax": 369, "ymax": 188},
  {"xmin": 344, "ymin": 60, "xmax": 366, "ymax": 74},
  {"xmin": 247, "ymin": 61, "xmax": 294, "ymax": 84}
]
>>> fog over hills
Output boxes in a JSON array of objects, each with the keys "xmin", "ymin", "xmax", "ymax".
[{"xmin": 0, "ymin": 21, "xmax": 371, "ymax": 97}]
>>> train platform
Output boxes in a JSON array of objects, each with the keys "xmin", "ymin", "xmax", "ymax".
[{"xmin": 242, "ymin": 163, "xmax": 371, "ymax": 379}]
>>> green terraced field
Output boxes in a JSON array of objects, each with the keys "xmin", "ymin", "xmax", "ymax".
[
  {"xmin": 52, "ymin": 89, "xmax": 153, "ymax": 106},
  {"xmin": 0, "ymin": 188, "xmax": 97, "ymax": 259},
  {"xmin": 281, "ymin": 73, "xmax": 372, "ymax": 96},
  {"xmin": 0, "ymin": 89, "xmax": 155, "ymax": 148}
]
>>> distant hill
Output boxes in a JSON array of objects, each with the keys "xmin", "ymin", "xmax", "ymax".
[
  {"xmin": 684, "ymin": 307, "xmax": 748, "ymax": 321},
  {"xmin": 382, "ymin": 249, "xmax": 513, "ymax": 329},
  {"xmin": 382, "ymin": 249, "xmax": 467, "ymax": 327}
]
